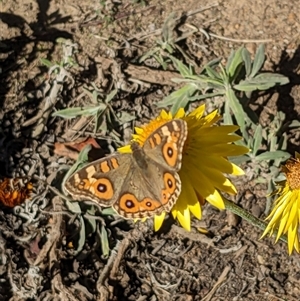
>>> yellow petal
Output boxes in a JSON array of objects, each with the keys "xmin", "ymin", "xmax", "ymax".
[
  {"xmin": 174, "ymin": 108, "xmax": 185, "ymax": 118},
  {"xmin": 288, "ymin": 219, "xmax": 298, "ymax": 254},
  {"xmin": 231, "ymin": 163, "xmax": 245, "ymax": 176},
  {"xmin": 180, "ymin": 174, "xmax": 201, "ymax": 219},
  {"xmin": 188, "ymin": 104, "xmax": 205, "ymax": 118},
  {"xmin": 154, "ymin": 212, "xmax": 166, "ymax": 231},
  {"xmin": 176, "ymin": 206, "xmax": 191, "ymax": 231},
  {"xmin": 206, "ymin": 190, "xmax": 225, "ymax": 209}
]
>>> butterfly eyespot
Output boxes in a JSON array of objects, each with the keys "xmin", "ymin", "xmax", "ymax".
[
  {"xmin": 163, "ymin": 143, "xmax": 178, "ymax": 167},
  {"xmin": 91, "ymin": 179, "xmax": 113, "ymax": 200},
  {"xmin": 125, "ymin": 199, "xmax": 135, "ymax": 208},
  {"xmin": 167, "ymin": 146, "xmax": 174, "ymax": 158},
  {"xmin": 97, "ymin": 183, "xmax": 107, "ymax": 193},
  {"xmin": 167, "ymin": 178, "xmax": 173, "ymax": 188},
  {"xmin": 145, "ymin": 201, "xmax": 152, "ymax": 207}
]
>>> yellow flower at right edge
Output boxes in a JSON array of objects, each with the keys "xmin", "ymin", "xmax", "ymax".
[{"xmin": 261, "ymin": 152, "xmax": 300, "ymax": 254}]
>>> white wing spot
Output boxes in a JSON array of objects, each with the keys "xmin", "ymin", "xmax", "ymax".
[{"xmin": 86, "ymin": 165, "xmax": 96, "ymax": 179}]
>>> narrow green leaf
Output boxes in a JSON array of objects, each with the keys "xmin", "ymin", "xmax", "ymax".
[
  {"xmin": 65, "ymin": 200, "xmax": 82, "ymax": 214},
  {"xmin": 154, "ymin": 53, "xmax": 169, "ymax": 70},
  {"xmin": 100, "ymin": 225, "xmax": 110, "ymax": 257},
  {"xmin": 53, "ymin": 105, "xmax": 105, "ymax": 119},
  {"xmin": 234, "ymin": 73, "xmax": 289, "ymax": 91},
  {"xmin": 247, "ymin": 136, "xmax": 254, "ymax": 150},
  {"xmin": 86, "ymin": 206, "xmax": 97, "ymax": 233},
  {"xmin": 223, "ymin": 100, "xmax": 234, "ymax": 126},
  {"xmin": 101, "ymin": 208, "xmax": 117, "ymax": 215},
  {"xmin": 97, "ymin": 112, "xmax": 108, "ymax": 133},
  {"xmin": 234, "ymin": 82, "xmax": 273, "ymax": 91},
  {"xmin": 226, "ymin": 49, "xmax": 236, "ymax": 71},
  {"xmin": 105, "ymin": 89, "xmax": 118, "ymax": 104},
  {"xmin": 252, "ymin": 124, "xmax": 263, "ymax": 156},
  {"xmin": 270, "ymin": 135, "xmax": 277, "ymax": 152},
  {"xmin": 203, "ymin": 58, "xmax": 222, "ymax": 70},
  {"xmin": 254, "ymin": 73, "xmax": 289, "ymax": 85},
  {"xmin": 226, "ymin": 88, "xmax": 246, "ymax": 134},
  {"xmin": 205, "ymin": 65, "xmax": 221, "ymax": 80},
  {"xmin": 242, "ymin": 48, "xmax": 252, "ymax": 77},
  {"xmin": 139, "ymin": 48, "xmax": 159, "ymax": 63},
  {"xmin": 229, "ymin": 154, "xmax": 252, "ymax": 165},
  {"xmin": 162, "ymin": 12, "xmax": 176, "ymax": 43},
  {"xmin": 226, "ymin": 47, "xmax": 243, "ymax": 79},
  {"xmin": 40, "ymin": 58, "xmax": 54, "ymax": 67},
  {"xmin": 169, "ymin": 55, "xmax": 193, "ymax": 77},
  {"xmin": 170, "ymin": 97, "xmax": 190, "ymax": 116},
  {"xmin": 255, "ymin": 150, "xmax": 291, "ymax": 161},
  {"xmin": 76, "ymin": 216, "xmax": 86, "ymax": 255},
  {"xmin": 95, "ymin": 108, "xmax": 107, "ymax": 133},
  {"xmin": 250, "ymin": 44, "xmax": 265, "ymax": 77},
  {"xmin": 156, "ymin": 85, "xmax": 197, "ymax": 107},
  {"xmin": 62, "ymin": 145, "xmax": 92, "ymax": 195}
]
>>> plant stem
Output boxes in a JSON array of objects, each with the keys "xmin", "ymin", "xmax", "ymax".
[{"xmin": 223, "ymin": 197, "xmax": 287, "ymax": 243}]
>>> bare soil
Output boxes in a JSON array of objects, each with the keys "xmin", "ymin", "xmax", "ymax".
[{"xmin": 1, "ymin": 0, "xmax": 300, "ymax": 300}]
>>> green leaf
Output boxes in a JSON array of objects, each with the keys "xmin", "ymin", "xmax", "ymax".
[
  {"xmin": 223, "ymin": 100, "xmax": 234, "ymax": 126},
  {"xmin": 247, "ymin": 136, "xmax": 253, "ymax": 149},
  {"xmin": 139, "ymin": 48, "xmax": 159, "ymax": 63},
  {"xmin": 105, "ymin": 89, "xmax": 118, "ymax": 104},
  {"xmin": 100, "ymin": 225, "xmax": 110, "ymax": 257},
  {"xmin": 170, "ymin": 97, "xmax": 190, "ymax": 116},
  {"xmin": 65, "ymin": 200, "xmax": 82, "ymax": 214},
  {"xmin": 62, "ymin": 145, "xmax": 92, "ymax": 195},
  {"xmin": 250, "ymin": 44, "xmax": 265, "ymax": 77},
  {"xmin": 205, "ymin": 65, "xmax": 222, "ymax": 81},
  {"xmin": 101, "ymin": 208, "xmax": 117, "ymax": 215},
  {"xmin": 234, "ymin": 73, "xmax": 289, "ymax": 91},
  {"xmin": 225, "ymin": 88, "xmax": 246, "ymax": 134},
  {"xmin": 169, "ymin": 55, "xmax": 193, "ymax": 77},
  {"xmin": 95, "ymin": 108, "xmax": 108, "ymax": 133},
  {"xmin": 53, "ymin": 105, "xmax": 105, "ymax": 119},
  {"xmin": 154, "ymin": 53, "xmax": 169, "ymax": 70},
  {"xmin": 85, "ymin": 206, "xmax": 97, "ymax": 234},
  {"xmin": 255, "ymin": 150, "xmax": 291, "ymax": 161},
  {"xmin": 96, "ymin": 112, "xmax": 107, "ymax": 133},
  {"xmin": 252, "ymin": 124, "xmax": 263, "ymax": 156},
  {"xmin": 226, "ymin": 47, "xmax": 243, "ymax": 79},
  {"xmin": 254, "ymin": 72, "xmax": 289, "ymax": 85},
  {"xmin": 156, "ymin": 84, "xmax": 197, "ymax": 107},
  {"xmin": 76, "ymin": 216, "xmax": 86, "ymax": 255},
  {"xmin": 202, "ymin": 58, "xmax": 222, "ymax": 71},
  {"xmin": 242, "ymin": 48, "xmax": 252, "ymax": 77},
  {"xmin": 229, "ymin": 154, "xmax": 252, "ymax": 165},
  {"xmin": 40, "ymin": 58, "xmax": 54, "ymax": 67}
]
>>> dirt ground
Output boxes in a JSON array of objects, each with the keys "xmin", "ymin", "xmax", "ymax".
[{"xmin": 1, "ymin": 0, "xmax": 300, "ymax": 300}]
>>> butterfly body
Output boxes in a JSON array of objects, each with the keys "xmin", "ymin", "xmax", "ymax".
[{"xmin": 65, "ymin": 119, "xmax": 188, "ymax": 218}]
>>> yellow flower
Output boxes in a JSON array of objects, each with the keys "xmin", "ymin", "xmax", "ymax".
[
  {"xmin": 119, "ymin": 105, "xmax": 248, "ymax": 231},
  {"xmin": 261, "ymin": 152, "xmax": 300, "ymax": 254}
]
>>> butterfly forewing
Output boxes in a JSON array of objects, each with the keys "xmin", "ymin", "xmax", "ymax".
[{"xmin": 142, "ymin": 119, "xmax": 188, "ymax": 171}]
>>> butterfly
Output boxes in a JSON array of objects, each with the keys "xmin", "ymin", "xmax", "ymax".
[{"xmin": 64, "ymin": 119, "xmax": 188, "ymax": 218}]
